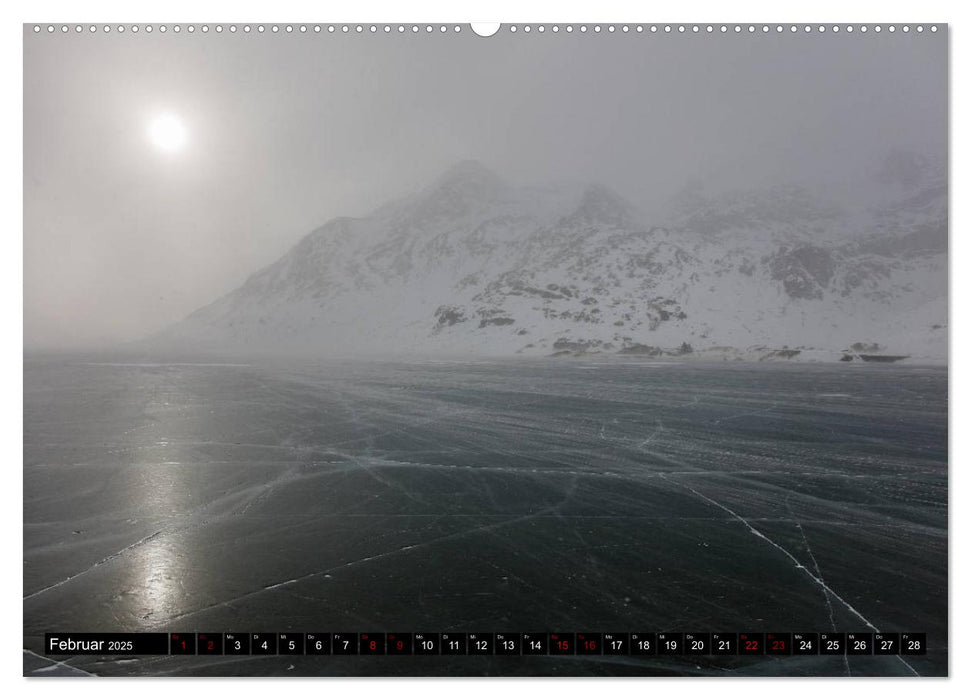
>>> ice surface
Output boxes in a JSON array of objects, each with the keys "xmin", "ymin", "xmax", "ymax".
[{"xmin": 23, "ymin": 355, "xmax": 947, "ymax": 676}]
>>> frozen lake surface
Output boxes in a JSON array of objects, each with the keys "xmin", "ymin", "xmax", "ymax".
[{"xmin": 23, "ymin": 355, "xmax": 947, "ymax": 676}]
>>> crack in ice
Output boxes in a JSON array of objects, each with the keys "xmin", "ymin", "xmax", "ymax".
[
  {"xmin": 23, "ymin": 649, "xmax": 97, "ymax": 676},
  {"xmin": 660, "ymin": 473, "xmax": 877, "ymax": 627},
  {"xmin": 23, "ymin": 530, "xmax": 163, "ymax": 601},
  {"xmin": 158, "ymin": 506, "xmax": 561, "ymax": 626},
  {"xmin": 660, "ymin": 474, "xmax": 921, "ymax": 677},
  {"xmin": 785, "ymin": 494, "xmax": 846, "ymax": 675}
]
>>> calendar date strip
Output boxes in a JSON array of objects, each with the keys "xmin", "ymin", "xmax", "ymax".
[{"xmin": 44, "ymin": 631, "xmax": 927, "ymax": 657}]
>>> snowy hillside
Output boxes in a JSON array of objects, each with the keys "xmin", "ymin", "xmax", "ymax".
[{"xmin": 154, "ymin": 158, "xmax": 947, "ymax": 362}]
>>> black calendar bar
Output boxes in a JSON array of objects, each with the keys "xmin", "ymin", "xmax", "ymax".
[{"xmin": 42, "ymin": 632, "xmax": 929, "ymax": 656}]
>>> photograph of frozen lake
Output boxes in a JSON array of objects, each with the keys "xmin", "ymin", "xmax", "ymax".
[
  {"xmin": 24, "ymin": 356, "xmax": 947, "ymax": 675},
  {"xmin": 23, "ymin": 21, "xmax": 947, "ymax": 678}
]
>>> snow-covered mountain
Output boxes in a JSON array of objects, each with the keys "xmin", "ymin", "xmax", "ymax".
[{"xmin": 153, "ymin": 157, "xmax": 947, "ymax": 362}]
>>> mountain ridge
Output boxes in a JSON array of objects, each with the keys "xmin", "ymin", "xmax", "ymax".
[{"xmin": 152, "ymin": 159, "xmax": 947, "ymax": 363}]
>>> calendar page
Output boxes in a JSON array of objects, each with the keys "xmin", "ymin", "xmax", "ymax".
[{"xmin": 23, "ymin": 20, "xmax": 947, "ymax": 677}]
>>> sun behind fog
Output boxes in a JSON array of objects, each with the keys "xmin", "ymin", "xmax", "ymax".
[{"xmin": 148, "ymin": 113, "xmax": 187, "ymax": 153}]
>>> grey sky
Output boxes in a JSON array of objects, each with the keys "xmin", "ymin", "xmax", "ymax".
[{"xmin": 23, "ymin": 26, "xmax": 947, "ymax": 348}]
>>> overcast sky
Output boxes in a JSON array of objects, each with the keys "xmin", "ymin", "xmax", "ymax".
[{"xmin": 24, "ymin": 26, "xmax": 947, "ymax": 349}]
